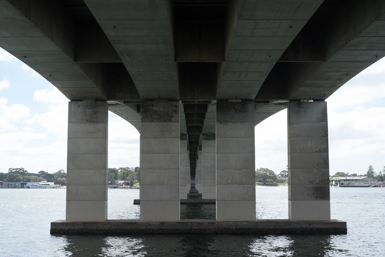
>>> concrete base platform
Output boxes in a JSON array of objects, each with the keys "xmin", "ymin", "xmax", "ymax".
[
  {"xmin": 187, "ymin": 193, "xmax": 202, "ymax": 198},
  {"xmin": 51, "ymin": 219, "xmax": 347, "ymax": 235},
  {"xmin": 133, "ymin": 199, "xmax": 215, "ymax": 205}
]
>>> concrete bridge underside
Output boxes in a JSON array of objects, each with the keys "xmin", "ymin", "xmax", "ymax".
[{"xmin": 2, "ymin": 0, "xmax": 382, "ymax": 233}]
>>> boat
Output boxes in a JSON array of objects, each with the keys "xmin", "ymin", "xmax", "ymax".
[
  {"xmin": 331, "ymin": 177, "xmax": 385, "ymax": 187},
  {"xmin": 25, "ymin": 181, "xmax": 60, "ymax": 189}
]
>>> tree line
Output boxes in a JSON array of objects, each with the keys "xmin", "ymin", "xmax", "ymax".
[
  {"xmin": 108, "ymin": 167, "xmax": 140, "ymax": 187},
  {"xmin": 0, "ymin": 168, "xmax": 67, "ymax": 185},
  {"xmin": 0, "ymin": 166, "xmax": 140, "ymax": 187},
  {"xmin": 333, "ymin": 165, "xmax": 385, "ymax": 181},
  {"xmin": 255, "ymin": 168, "xmax": 288, "ymax": 186}
]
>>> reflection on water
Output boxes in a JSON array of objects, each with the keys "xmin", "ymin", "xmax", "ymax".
[
  {"xmin": 57, "ymin": 234, "xmax": 345, "ymax": 257},
  {"xmin": 2, "ymin": 187, "xmax": 385, "ymax": 256}
]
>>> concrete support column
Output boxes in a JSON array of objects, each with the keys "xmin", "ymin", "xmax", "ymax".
[
  {"xmin": 179, "ymin": 138, "xmax": 189, "ymax": 199},
  {"xmin": 288, "ymin": 101, "xmax": 330, "ymax": 220},
  {"xmin": 195, "ymin": 148, "xmax": 202, "ymax": 192},
  {"xmin": 216, "ymin": 101, "xmax": 256, "ymax": 221},
  {"xmin": 66, "ymin": 100, "xmax": 108, "ymax": 221},
  {"xmin": 202, "ymin": 137, "xmax": 216, "ymax": 199},
  {"xmin": 140, "ymin": 101, "xmax": 180, "ymax": 221}
]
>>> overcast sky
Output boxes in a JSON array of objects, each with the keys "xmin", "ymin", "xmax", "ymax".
[{"xmin": 1, "ymin": 47, "xmax": 385, "ymax": 175}]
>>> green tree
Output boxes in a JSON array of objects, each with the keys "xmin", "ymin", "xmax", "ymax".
[
  {"xmin": 24, "ymin": 175, "xmax": 44, "ymax": 182},
  {"xmin": 5, "ymin": 173, "xmax": 23, "ymax": 182},
  {"xmin": 54, "ymin": 170, "xmax": 66, "ymax": 184},
  {"xmin": 377, "ymin": 171, "xmax": 384, "ymax": 181},
  {"xmin": 279, "ymin": 170, "xmax": 288, "ymax": 178},
  {"xmin": 333, "ymin": 172, "xmax": 349, "ymax": 177},
  {"xmin": 255, "ymin": 168, "xmax": 277, "ymax": 185},
  {"xmin": 0, "ymin": 173, "xmax": 7, "ymax": 181},
  {"xmin": 108, "ymin": 168, "xmax": 119, "ymax": 180},
  {"xmin": 367, "ymin": 165, "xmax": 375, "ymax": 178},
  {"xmin": 135, "ymin": 167, "xmax": 140, "ymax": 182},
  {"xmin": 55, "ymin": 178, "xmax": 66, "ymax": 185},
  {"xmin": 108, "ymin": 173, "xmax": 116, "ymax": 185},
  {"xmin": 8, "ymin": 168, "xmax": 28, "ymax": 174},
  {"xmin": 38, "ymin": 170, "xmax": 47, "ymax": 177},
  {"xmin": 43, "ymin": 173, "xmax": 55, "ymax": 182},
  {"xmin": 118, "ymin": 167, "xmax": 131, "ymax": 180}
]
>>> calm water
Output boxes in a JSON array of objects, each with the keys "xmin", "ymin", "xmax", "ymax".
[{"xmin": 0, "ymin": 187, "xmax": 384, "ymax": 256}]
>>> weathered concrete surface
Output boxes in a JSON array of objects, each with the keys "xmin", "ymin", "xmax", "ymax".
[
  {"xmin": 216, "ymin": 101, "xmax": 256, "ymax": 221},
  {"xmin": 179, "ymin": 139, "xmax": 189, "ymax": 199},
  {"xmin": 84, "ymin": 0, "xmax": 178, "ymax": 100},
  {"xmin": 66, "ymin": 100, "xmax": 108, "ymax": 222},
  {"xmin": 2, "ymin": 1, "xmax": 385, "ymax": 131},
  {"xmin": 288, "ymin": 101, "xmax": 330, "ymax": 220},
  {"xmin": 51, "ymin": 220, "xmax": 347, "ymax": 235},
  {"xmin": 202, "ymin": 139, "xmax": 216, "ymax": 199},
  {"xmin": 195, "ymin": 148, "xmax": 203, "ymax": 193},
  {"xmin": 140, "ymin": 101, "xmax": 180, "ymax": 221},
  {"xmin": 217, "ymin": 0, "xmax": 324, "ymax": 99}
]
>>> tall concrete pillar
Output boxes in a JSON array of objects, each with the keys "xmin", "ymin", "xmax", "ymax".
[
  {"xmin": 288, "ymin": 101, "xmax": 330, "ymax": 220},
  {"xmin": 195, "ymin": 148, "xmax": 202, "ymax": 192},
  {"xmin": 179, "ymin": 138, "xmax": 189, "ymax": 199},
  {"xmin": 140, "ymin": 101, "xmax": 180, "ymax": 221},
  {"xmin": 202, "ymin": 136, "xmax": 216, "ymax": 199},
  {"xmin": 216, "ymin": 101, "xmax": 256, "ymax": 221},
  {"xmin": 66, "ymin": 100, "xmax": 108, "ymax": 221}
]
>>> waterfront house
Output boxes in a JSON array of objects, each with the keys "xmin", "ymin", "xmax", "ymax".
[{"xmin": 2, "ymin": 182, "xmax": 27, "ymax": 188}]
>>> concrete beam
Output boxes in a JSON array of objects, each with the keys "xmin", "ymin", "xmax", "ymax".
[
  {"xmin": 287, "ymin": 0, "xmax": 385, "ymax": 99},
  {"xmin": 84, "ymin": 0, "xmax": 179, "ymax": 100},
  {"xmin": 0, "ymin": 0, "xmax": 109, "ymax": 100},
  {"xmin": 217, "ymin": 0, "xmax": 323, "ymax": 99}
]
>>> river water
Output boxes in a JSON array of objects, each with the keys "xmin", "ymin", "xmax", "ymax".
[{"xmin": 0, "ymin": 187, "xmax": 384, "ymax": 256}]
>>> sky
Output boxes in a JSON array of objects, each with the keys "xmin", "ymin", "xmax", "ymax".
[{"xmin": 1, "ymin": 47, "xmax": 385, "ymax": 176}]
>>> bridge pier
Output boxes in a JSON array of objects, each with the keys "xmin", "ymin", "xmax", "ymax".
[
  {"xmin": 195, "ymin": 148, "xmax": 203, "ymax": 193},
  {"xmin": 216, "ymin": 101, "xmax": 256, "ymax": 221},
  {"xmin": 179, "ymin": 138, "xmax": 189, "ymax": 200},
  {"xmin": 202, "ymin": 137, "xmax": 216, "ymax": 199},
  {"xmin": 66, "ymin": 100, "xmax": 108, "ymax": 221},
  {"xmin": 288, "ymin": 101, "xmax": 331, "ymax": 220},
  {"xmin": 140, "ymin": 101, "xmax": 180, "ymax": 221}
]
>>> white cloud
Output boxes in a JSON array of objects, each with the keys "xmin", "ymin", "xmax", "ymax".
[
  {"xmin": 108, "ymin": 112, "xmax": 140, "ymax": 168},
  {"xmin": 0, "ymin": 98, "xmax": 30, "ymax": 130},
  {"xmin": 33, "ymin": 88, "xmax": 68, "ymax": 104},
  {"xmin": 21, "ymin": 63, "xmax": 42, "ymax": 78},
  {"xmin": 255, "ymin": 110, "xmax": 288, "ymax": 173},
  {"xmin": 0, "ymin": 48, "xmax": 16, "ymax": 62},
  {"xmin": 0, "ymin": 78, "xmax": 10, "ymax": 91},
  {"xmin": 0, "ymin": 90, "xmax": 68, "ymax": 173},
  {"xmin": 0, "ymin": 138, "xmax": 67, "ymax": 173},
  {"xmin": 28, "ymin": 88, "xmax": 68, "ymax": 137}
]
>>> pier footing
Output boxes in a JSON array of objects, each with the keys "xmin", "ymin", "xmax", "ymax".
[
  {"xmin": 51, "ymin": 220, "xmax": 347, "ymax": 235},
  {"xmin": 133, "ymin": 199, "xmax": 215, "ymax": 205}
]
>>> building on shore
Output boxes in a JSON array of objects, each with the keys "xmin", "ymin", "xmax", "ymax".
[{"xmin": 1, "ymin": 182, "xmax": 27, "ymax": 188}]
